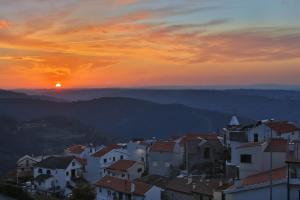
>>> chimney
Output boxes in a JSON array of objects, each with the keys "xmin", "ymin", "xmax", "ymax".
[
  {"xmin": 192, "ymin": 183, "xmax": 196, "ymax": 190},
  {"xmin": 131, "ymin": 182, "xmax": 135, "ymax": 193}
]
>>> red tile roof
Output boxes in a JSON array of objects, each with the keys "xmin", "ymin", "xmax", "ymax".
[
  {"xmin": 107, "ymin": 160, "xmax": 138, "ymax": 172},
  {"xmin": 150, "ymin": 141, "xmax": 175, "ymax": 152},
  {"xmin": 264, "ymin": 138, "xmax": 288, "ymax": 152},
  {"xmin": 65, "ymin": 145, "xmax": 86, "ymax": 154},
  {"xmin": 236, "ymin": 142, "xmax": 263, "ymax": 149},
  {"xmin": 241, "ymin": 167, "xmax": 286, "ymax": 187},
  {"xmin": 91, "ymin": 144, "xmax": 121, "ymax": 158},
  {"xmin": 266, "ymin": 121, "xmax": 299, "ymax": 134},
  {"xmin": 182, "ymin": 133, "xmax": 218, "ymax": 141},
  {"xmin": 95, "ymin": 176, "xmax": 152, "ymax": 196}
]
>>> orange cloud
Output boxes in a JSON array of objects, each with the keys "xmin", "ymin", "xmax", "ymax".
[{"xmin": 0, "ymin": 20, "xmax": 9, "ymax": 29}]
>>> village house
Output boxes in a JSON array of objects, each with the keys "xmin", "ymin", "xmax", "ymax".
[
  {"xmin": 17, "ymin": 155, "xmax": 42, "ymax": 177},
  {"xmin": 33, "ymin": 156, "xmax": 83, "ymax": 196},
  {"xmin": 104, "ymin": 159, "xmax": 144, "ymax": 181},
  {"xmin": 247, "ymin": 120, "xmax": 300, "ymax": 142},
  {"xmin": 164, "ymin": 176, "xmax": 223, "ymax": 200},
  {"xmin": 127, "ymin": 139, "xmax": 153, "ymax": 169},
  {"xmin": 181, "ymin": 133, "xmax": 226, "ymax": 176},
  {"xmin": 148, "ymin": 140, "xmax": 184, "ymax": 177},
  {"xmin": 234, "ymin": 138, "xmax": 290, "ymax": 179},
  {"xmin": 64, "ymin": 144, "xmax": 103, "ymax": 159},
  {"xmin": 84, "ymin": 144, "xmax": 128, "ymax": 183},
  {"xmin": 224, "ymin": 162, "xmax": 300, "ymax": 200},
  {"xmin": 95, "ymin": 176, "xmax": 162, "ymax": 200}
]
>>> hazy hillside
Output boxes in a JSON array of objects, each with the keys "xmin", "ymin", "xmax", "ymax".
[
  {"xmin": 24, "ymin": 89, "xmax": 300, "ymax": 124},
  {"xmin": 0, "ymin": 116, "xmax": 111, "ymax": 174},
  {"xmin": 0, "ymin": 97, "xmax": 240, "ymax": 139}
]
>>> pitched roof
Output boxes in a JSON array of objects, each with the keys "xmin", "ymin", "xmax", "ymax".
[
  {"xmin": 138, "ymin": 175, "xmax": 170, "ymax": 189},
  {"xmin": 236, "ymin": 142, "xmax": 263, "ymax": 149},
  {"xmin": 166, "ymin": 177, "xmax": 213, "ymax": 196},
  {"xmin": 182, "ymin": 133, "xmax": 219, "ymax": 141},
  {"xmin": 34, "ymin": 156, "xmax": 77, "ymax": 169},
  {"xmin": 107, "ymin": 160, "xmax": 138, "ymax": 172},
  {"xmin": 65, "ymin": 145, "xmax": 86, "ymax": 154},
  {"xmin": 95, "ymin": 176, "xmax": 152, "ymax": 196},
  {"xmin": 91, "ymin": 144, "xmax": 121, "ymax": 158},
  {"xmin": 75, "ymin": 157, "xmax": 87, "ymax": 166},
  {"xmin": 266, "ymin": 121, "xmax": 299, "ymax": 134},
  {"xmin": 240, "ymin": 167, "xmax": 286, "ymax": 187},
  {"xmin": 264, "ymin": 138, "xmax": 288, "ymax": 152},
  {"xmin": 150, "ymin": 141, "xmax": 175, "ymax": 152}
]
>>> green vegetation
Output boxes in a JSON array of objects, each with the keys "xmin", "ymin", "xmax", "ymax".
[
  {"xmin": 70, "ymin": 184, "xmax": 96, "ymax": 200},
  {"xmin": 0, "ymin": 183, "xmax": 32, "ymax": 200}
]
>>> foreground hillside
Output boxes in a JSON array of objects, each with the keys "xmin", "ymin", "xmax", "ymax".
[{"xmin": 0, "ymin": 116, "xmax": 110, "ymax": 174}]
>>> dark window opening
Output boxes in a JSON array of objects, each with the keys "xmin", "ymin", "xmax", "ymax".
[
  {"xmin": 204, "ymin": 148, "xmax": 210, "ymax": 159},
  {"xmin": 240, "ymin": 154, "xmax": 252, "ymax": 163},
  {"xmin": 254, "ymin": 134, "xmax": 258, "ymax": 142}
]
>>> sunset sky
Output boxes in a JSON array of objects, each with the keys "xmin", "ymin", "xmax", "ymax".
[{"xmin": 0, "ymin": 0, "xmax": 300, "ymax": 89}]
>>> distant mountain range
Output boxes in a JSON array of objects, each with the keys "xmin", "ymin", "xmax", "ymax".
[
  {"xmin": 0, "ymin": 91, "xmax": 239, "ymax": 138},
  {"xmin": 18, "ymin": 88, "xmax": 300, "ymax": 124}
]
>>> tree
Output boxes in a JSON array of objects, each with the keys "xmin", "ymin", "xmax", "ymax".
[{"xmin": 70, "ymin": 184, "xmax": 96, "ymax": 200}]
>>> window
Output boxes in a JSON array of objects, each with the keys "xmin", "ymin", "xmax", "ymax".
[
  {"xmin": 120, "ymin": 155, "xmax": 124, "ymax": 160},
  {"xmin": 141, "ymin": 157, "xmax": 145, "ymax": 162},
  {"xmin": 99, "ymin": 187, "xmax": 102, "ymax": 193},
  {"xmin": 47, "ymin": 170, "xmax": 51, "ymax": 175},
  {"xmin": 240, "ymin": 154, "xmax": 252, "ymax": 163},
  {"xmin": 38, "ymin": 168, "xmax": 43, "ymax": 174},
  {"xmin": 103, "ymin": 158, "xmax": 107, "ymax": 163},
  {"xmin": 66, "ymin": 171, "xmax": 69, "ymax": 176},
  {"xmin": 152, "ymin": 161, "xmax": 157, "ymax": 167},
  {"xmin": 113, "ymin": 157, "xmax": 116, "ymax": 161},
  {"xmin": 26, "ymin": 160, "xmax": 29, "ymax": 167},
  {"xmin": 122, "ymin": 174, "xmax": 125, "ymax": 177},
  {"xmin": 90, "ymin": 148, "xmax": 92, "ymax": 153},
  {"xmin": 204, "ymin": 148, "xmax": 210, "ymax": 159},
  {"xmin": 137, "ymin": 168, "xmax": 142, "ymax": 173},
  {"xmin": 254, "ymin": 134, "xmax": 258, "ymax": 142},
  {"xmin": 107, "ymin": 190, "xmax": 111, "ymax": 196},
  {"xmin": 72, "ymin": 161, "xmax": 75, "ymax": 166}
]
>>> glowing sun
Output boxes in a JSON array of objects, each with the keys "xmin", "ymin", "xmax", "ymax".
[{"xmin": 55, "ymin": 82, "xmax": 62, "ymax": 88}]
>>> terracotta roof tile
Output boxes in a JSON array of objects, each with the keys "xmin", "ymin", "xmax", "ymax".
[
  {"xmin": 150, "ymin": 141, "xmax": 175, "ymax": 152},
  {"xmin": 91, "ymin": 144, "xmax": 121, "ymax": 158},
  {"xmin": 182, "ymin": 133, "xmax": 218, "ymax": 142},
  {"xmin": 266, "ymin": 121, "xmax": 299, "ymax": 134},
  {"xmin": 34, "ymin": 156, "xmax": 78, "ymax": 169},
  {"xmin": 95, "ymin": 176, "xmax": 152, "ymax": 196},
  {"xmin": 107, "ymin": 160, "xmax": 137, "ymax": 172},
  {"xmin": 65, "ymin": 145, "xmax": 86, "ymax": 154},
  {"xmin": 241, "ymin": 167, "xmax": 286, "ymax": 187},
  {"xmin": 264, "ymin": 139, "xmax": 288, "ymax": 152},
  {"xmin": 166, "ymin": 177, "xmax": 214, "ymax": 196}
]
